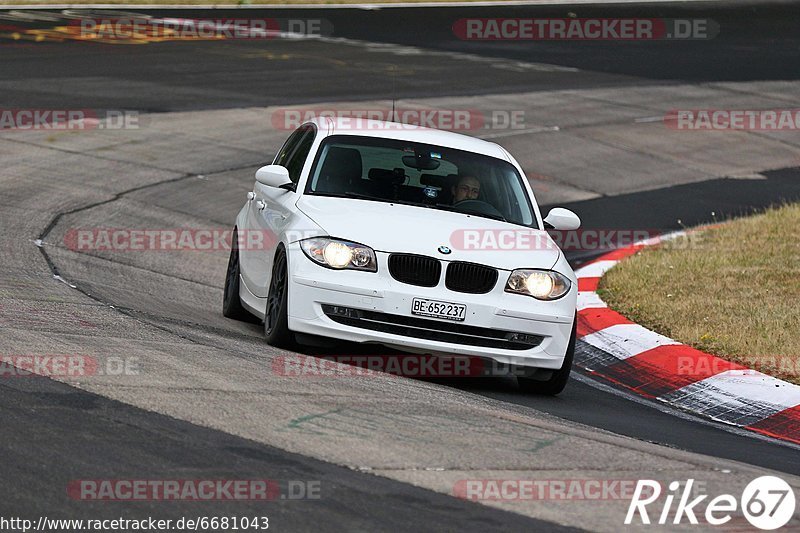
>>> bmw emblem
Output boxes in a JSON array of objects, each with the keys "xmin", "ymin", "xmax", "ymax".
[{"xmin": 438, "ymin": 246, "xmax": 451, "ymax": 255}]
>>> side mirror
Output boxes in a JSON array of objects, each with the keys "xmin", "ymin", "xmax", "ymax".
[
  {"xmin": 544, "ymin": 207, "xmax": 581, "ymax": 230},
  {"xmin": 255, "ymin": 165, "xmax": 292, "ymax": 189}
]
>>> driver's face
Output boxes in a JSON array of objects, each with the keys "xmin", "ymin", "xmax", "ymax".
[{"xmin": 452, "ymin": 177, "xmax": 480, "ymax": 203}]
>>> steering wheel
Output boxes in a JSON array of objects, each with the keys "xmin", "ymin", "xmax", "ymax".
[{"xmin": 453, "ymin": 199, "xmax": 505, "ymax": 220}]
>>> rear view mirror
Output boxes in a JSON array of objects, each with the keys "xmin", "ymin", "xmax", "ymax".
[
  {"xmin": 402, "ymin": 154, "xmax": 440, "ymax": 171},
  {"xmin": 544, "ymin": 208, "xmax": 581, "ymax": 230},
  {"xmin": 255, "ymin": 165, "xmax": 292, "ymax": 188}
]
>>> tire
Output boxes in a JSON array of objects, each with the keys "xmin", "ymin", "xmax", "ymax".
[
  {"xmin": 517, "ymin": 315, "xmax": 577, "ymax": 396},
  {"xmin": 222, "ymin": 228, "xmax": 253, "ymax": 321},
  {"xmin": 264, "ymin": 247, "xmax": 295, "ymax": 348}
]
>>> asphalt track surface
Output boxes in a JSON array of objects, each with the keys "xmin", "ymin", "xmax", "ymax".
[
  {"xmin": 2, "ymin": 1, "xmax": 800, "ymax": 529},
  {"xmin": 2, "ymin": 1, "xmax": 799, "ymax": 111},
  {"xmin": 2, "ymin": 374, "xmax": 570, "ymax": 531}
]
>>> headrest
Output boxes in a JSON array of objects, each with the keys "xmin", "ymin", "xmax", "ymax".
[
  {"xmin": 320, "ymin": 147, "xmax": 363, "ymax": 180},
  {"xmin": 420, "ymin": 174, "xmax": 446, "ymax": 188},
  {"xmin": 368, "ymin": 167, "xmax": 405, "ymax": 184}
]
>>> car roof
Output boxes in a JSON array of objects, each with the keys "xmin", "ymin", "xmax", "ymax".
[{"xmin": 309, "ymin": 116, "xmax": 510, "ymax": 161}]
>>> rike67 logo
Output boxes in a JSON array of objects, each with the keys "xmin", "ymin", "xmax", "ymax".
[{"xmin": 626, "ymin": 477, "xmax": 796, "ymax": 530}]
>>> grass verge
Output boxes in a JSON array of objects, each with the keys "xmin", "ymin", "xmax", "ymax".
[{"xmin": 599, "ymin": 203, "xmax": 800, "ymax": 385}]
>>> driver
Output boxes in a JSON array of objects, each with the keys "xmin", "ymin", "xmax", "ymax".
[{"xmin": 451, "ymin": 175, "xmax": 481, "ymax": 204}]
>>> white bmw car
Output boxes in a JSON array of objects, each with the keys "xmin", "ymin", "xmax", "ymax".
[{"xmin": 223, "ymin": 117, "xmax": 581, "ymax": 394}]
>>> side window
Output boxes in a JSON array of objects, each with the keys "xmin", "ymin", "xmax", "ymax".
[
  {"xmin": 273, "ymin": 128, "xmax": 304, "ymax": 168},
  {"xmin": 284, "ymin": 126, "xmax": 316, "ymax": 184}
]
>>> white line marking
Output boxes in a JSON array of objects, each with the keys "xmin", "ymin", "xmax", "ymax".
[
  {"xmin": 672, "ymin": 371, "xmax": 800, "ymax": 413},
  {"xmin": 571, "ymin": 370, "xmax": 800, "ymax": 452},
  {"xmin": 576, "ymin": 292, "xmax": 606, "ymax": 311},
  {"xmin": 574, "ymin": 259, "xmax": 618, "ymax": 279},
  {"xmin": 581, "ymin": 323, "xmax": 679, "ymax": 361},
  {"xmin": 480, "ymin": 125, "xmax": 559, "ymax": 140},
  {"xmin": 52, "ymin": 275, "xmax": 77, "ymax": 289},
  {"xmin": 343, "ymin": 38, "xmax": 577, "ymax": 72},
  {"xmin": 634, "ymin": 116, "xmax": 664, "ymax": 123},
  {"xmin": 634, "ymin": 229, "xmax": 686, "ymax": 247}
]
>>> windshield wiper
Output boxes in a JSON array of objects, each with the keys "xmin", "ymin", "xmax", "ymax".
[
  {"xmin": 434, "ymin": 204, "xmax": 507, "ymax": 222},
  {"xmin": 462, "ymin": 210, "xmax": 507, "ymax": 222},
  {"xmin": 317, "ymin": 191, "xmax": 387, "ymax": 202},
  {"xmin": 316, "ymin": 191, "xmax": 427, "ymax": 209}
]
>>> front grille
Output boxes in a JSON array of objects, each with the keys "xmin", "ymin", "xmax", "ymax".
[
  {"xmin": 322, "ymin": 305, "xmax": 543, "ymax": 351},
  {"xmin": 445, "ymin": 262, "xmax": 498, "ymax": 294},
  {"xmin": 388, "ymin": 253, "xmax": 441, "ymax": 287}
]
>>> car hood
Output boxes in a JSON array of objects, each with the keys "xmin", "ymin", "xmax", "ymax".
[{"xmin": 295, "ymin": 196, "xmax": 560, "ymax": 271}]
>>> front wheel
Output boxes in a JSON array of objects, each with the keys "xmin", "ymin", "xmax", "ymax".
[
  {"xmin": 517, "ymin": 316, "xmax": 576, "ymax": 396},
  {"xmin": 222, "ymin": 229, "xmax": 253, "ymax": 321},
  {"xmin": 264, "ymin": 247, "xmax": 295, "ymax": 348}
]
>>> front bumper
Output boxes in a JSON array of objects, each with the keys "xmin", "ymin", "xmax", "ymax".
[{"xmin": 286, "ymin": 246, "xmax": 576, "ymax": 369}]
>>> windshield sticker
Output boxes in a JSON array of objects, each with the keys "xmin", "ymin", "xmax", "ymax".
[{"xmin": 423, "ymin": 186, "xmax": 440, "ymax": 199}]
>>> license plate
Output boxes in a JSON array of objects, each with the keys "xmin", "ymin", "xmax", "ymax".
[{"xmin": 411, "ymin": 298, "xmax": 467, "ymax": 322}]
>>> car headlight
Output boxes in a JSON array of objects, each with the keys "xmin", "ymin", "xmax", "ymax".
[
  {"xmin": 505, "ymin": 269, "xmax": 571, "ymax": 300},
  {"xmin": 300, "ymin": 238, "xmax": 377, "ymax": 272}
]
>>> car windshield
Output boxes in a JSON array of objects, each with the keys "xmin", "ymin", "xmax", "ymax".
[{"xmin": 305, "ymin": 135, "xmax": 538, "ymax": 227}]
